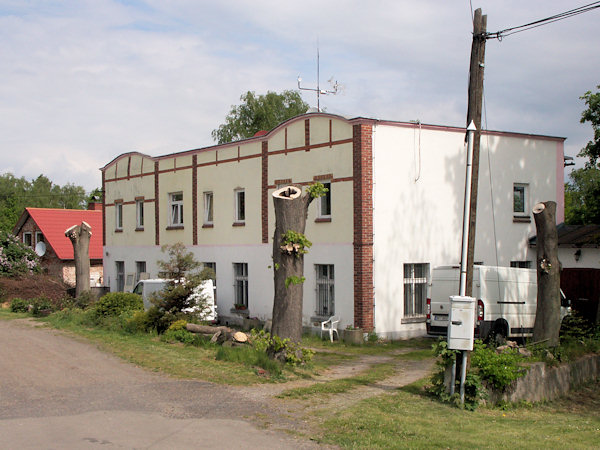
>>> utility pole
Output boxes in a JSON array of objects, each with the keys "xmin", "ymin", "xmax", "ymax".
[{"xmin": 464, "ymin": 8, "xmax": 487, "ymax": 297}]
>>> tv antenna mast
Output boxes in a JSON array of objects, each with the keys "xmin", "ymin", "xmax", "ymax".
[{"xmin": 297, "ymin": 45, "xmax": 339, "ymax": 112}]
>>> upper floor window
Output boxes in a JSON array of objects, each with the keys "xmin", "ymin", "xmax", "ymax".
[
  {"xmin": 317, "ymin": 181, "xmax": 331, "ymax": 220},
  {"xmin": 234, "ymin": 189, "xmax": 245, "ymax": 224},
  {"xmin": 115, "ymin": 201, "xmax": 123, "ymax": 230},
  {"xmin": 169, "ymin": 192, "xmax": 184, "ymax": 227},
  {"xmin": 136, "ymin": 199, "xmax": 144, "ymax": 229},
  {"xmin": 403, "ymin": 263, "xmax": 429, "ymax": 318},
  {"xmin": 204, "ymin": 192, "xmax": 214, "ymax": 225},
  {"xmin": 23, "ymin": 232, "xmax": 32, "ymax": 247},
  {"xmin": 35, "ymin": 232, "xmax": 44, "ymax": 245},
  {"xmin": 513, "ymin": 183, "xmax": 529, "ymax": 216}
]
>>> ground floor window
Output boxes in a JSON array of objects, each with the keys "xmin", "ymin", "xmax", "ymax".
[
  {"xmin": 233, "ymin": 263, "xmax": 248, "ymax": 308},
  {"xmin": 135, "ymin": 261, "xmax": 146, "ymax": 283},
  {"xmin": 403, "ymin": 263, "xmax": 429, "ymax": 318},
  {"xmin": 510, "ymin": 260, "xmax": 532, "ymax": 269},
  {"xmin": 116, "ymin": 261, "xmax": 125, "ymax": 291},
  {"xmin": 316, "ymin": 264, "xmax": 334, "ymax": 316}
]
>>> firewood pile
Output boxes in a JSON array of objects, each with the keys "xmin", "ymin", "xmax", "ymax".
[{"xmin": 185, "ymin": 323, "xmax": 250, "ymax": 346}]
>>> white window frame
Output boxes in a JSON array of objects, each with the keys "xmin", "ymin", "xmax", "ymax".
[
  {"xmin": 135, "ymin": 261, "xmax": 146, "ymax": 283},
  {"xmin": 35, "ymin": 231, "xmax": 44, "ymax": 245},
  {"xmin": 23, "ymin": 232, "xmax": 33, "ymax": 247},
  {"xmin": 510, "ymin": 260, "xmax": 532, "ymax": 269},
  {"xmin": 234, "ymin": 188, "xmax": 245, "ymax": 223},
  {"xmin": 116, "ymin": 261, "xmax": 125, "ymax": 292},
  {"xmin": 317, "ymin": 181, "xmax": 332, "ymax": 219},
  {"xmin": 513, "ymin": 183, "xmax": 529, "ymax": 216},
  {"xmin": 315, "ymin": 264, "xmax": 335, "ymax": 316},
  {"xmin": 136, "ymin": 199, "xmax": 144, "ymax": 229},
  {"xmin": 403, "ymin": 263, "xmax": 429, "ymax": 318},
  {"xmin": 169, "ymin": 192, "xmax": 184, "ymax": 227},
  {"xmin": 203, "ymin": 191, "xmax": 214, "ymax": 225},
  {"xmin": 233, "ymin": 262, "xmax": 248, "ymax": 307},
  {"xmin": 115, "ymin": 201, "xmax": 123, "ymax": 230}
]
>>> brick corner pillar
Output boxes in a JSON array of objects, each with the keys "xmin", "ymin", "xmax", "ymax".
[
  {"xmin": 154, "ymin": 160, "xmax": 160, "ymax": 246},
  {"xmin": 101, "ymin": 170, "xmax": 106, "ymax": 247},
  {"xmin": 192, "ymin": 154, "xmax": 198, "ymax": 246},
  {"xmin": 352, "ymin": 123, "xmax": 374, "ymax": 332},
  {"xmin": 261, "ymin": 140, "xmax": 269, "ymax": 244}
]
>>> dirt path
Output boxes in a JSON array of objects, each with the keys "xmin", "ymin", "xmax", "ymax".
[{"xmin": 0, "ymin": 318, "xmax": 435, "ymax": 447}]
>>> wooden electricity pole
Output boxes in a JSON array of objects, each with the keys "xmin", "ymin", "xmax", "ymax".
[{"xmin": 465, "ymin": 8, "xmax": 487, "ymax": 296}]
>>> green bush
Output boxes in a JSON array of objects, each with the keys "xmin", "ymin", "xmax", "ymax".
[
  {"xmin": 250, "ymin": 329, "xmax": 314, "ymax": 366},
  {"xmin": 30, "ymin": 296, "xmax": 55, "ymax": 316},
  {"xmin": 470, "ymin": 340, "xmax": 527, "ymax": 391},
  {"xmin": 161, "ymin": 328, "xmax": 199, "ymax": 345},
  {"xmin": 10, "ymin": 297, "xmax": 29, "ymax": 313},
  {"xmin": 93, "ymin": 292, "xmax": 143, "ymax": 318}
]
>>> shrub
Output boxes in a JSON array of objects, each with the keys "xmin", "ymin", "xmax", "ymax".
[
  {"xmin": 0, "ymin": 231, "xmax": 40, "ymax": 276},
  {"xmin": 250, "ymin": 329, "xmax": 314, "ymax": 366},
  {"xmin": 93, "ymin": 292, "xmax": 143, "ymax": 318},
  {"xmin": 144, "ymin": 306, "xmax": 177, "ymax": 334},
  {"xmin": 470, "ymin": 340, "xmax": 527, "ymax": 391},
  {"xmin": 10, "ymin": 297, "xmax": 29, "ymax": 313},
  {"xmin": 30, "ymin": 296, "xmax": 55, "ymax": 316},
  {"xmin": 161, "ymin": 328, "xmax": 199, "ymax": 345}
]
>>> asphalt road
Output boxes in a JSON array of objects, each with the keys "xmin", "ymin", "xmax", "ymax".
[{"xmin": 0, "ymin": 319, "xmax": 319, "ymax": 449}]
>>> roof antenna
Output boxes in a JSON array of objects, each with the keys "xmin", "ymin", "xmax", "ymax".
[{"xmin": 297, "ymin": 41, "xmax": 339, "ymax": 112}]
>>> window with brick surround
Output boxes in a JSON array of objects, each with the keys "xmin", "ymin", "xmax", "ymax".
[
  {"xmin": 403, "ymin": 263, "xmax": 429, "ymax": 318},
  {"xmin": 317, "ymin": 181, "xmax": 331, "ymax": 220},
  {"xmin": 136, "ymin": 199, "xmax": 144, "ymax": 229},
  {"xmin": 169, "ymin": 192, "xmax": 184, "ymax": 227},
  {"xmin": 233, "ymin": 263, "xmax": 248, "ymax": 307},
  {"xmin": 115, "ymin": 201, "xmax": 123, "ymax": 230},
  {"xmin": 204, "ymin": 192, "xmax": 214, "ymax": 225},
  {"xmin": 316, "ymin": 264, "xmax": 335, "ymax": 316},
  {"xmin": 234, "ymin": 189, "xmax": 245, "ymax": 224}
]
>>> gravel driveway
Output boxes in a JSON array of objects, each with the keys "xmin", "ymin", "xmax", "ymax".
[{"xmin": 0, "ymin": 319, "xmax": 321, "ymax": 449}]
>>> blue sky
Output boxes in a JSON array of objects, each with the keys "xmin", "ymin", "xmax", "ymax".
[{"xmin": 1, "ymin": 0, "xmax": 599, "ymax": 191}]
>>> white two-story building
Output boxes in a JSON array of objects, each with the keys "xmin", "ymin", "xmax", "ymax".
[{"xmin": 101, "ymin": 112, "xmax": 565, "ymax": 338}]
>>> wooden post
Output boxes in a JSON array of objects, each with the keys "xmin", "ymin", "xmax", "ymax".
[
  {"xmin": 465, "ymin": 8, "xmax": 487, "ymax": 296},
  {"xmin": 65, "ymin": 222, "xmax": 92, "ymax": 298},
  {"xmin": 271, "ymin": 186, "xmax": 315, "ymax": 342},
  {"xmin": 532, "ymin": 201, "xmax": 561, "ymax": 346}
]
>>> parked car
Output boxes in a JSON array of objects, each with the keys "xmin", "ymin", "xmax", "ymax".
[
  {"xmin": 427, "ymin": 265, "xmax": 570, "ymax": 342},
  {"xmin": 132, "ymin": 278, "xmax": 217, "ymax": 322}
]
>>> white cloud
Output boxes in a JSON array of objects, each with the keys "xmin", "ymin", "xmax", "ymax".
[{"xmin": 0, "ymin": 0, "xmax": 598, "ymax": 190}]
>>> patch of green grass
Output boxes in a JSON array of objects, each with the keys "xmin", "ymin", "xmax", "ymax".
[
  {"xmin": 301, "ymin": 334, "xmax": 433, "ymax": 355},
  {"xmin": 395, "ymin": 348, "xmax": 434, "ymax": 361},
  {"xmin": 277, "ymin": 362, "xmax": 396, "ymax": 399},
  {"xmin": 318, "ymin": 380, "xmax": 600, "ymax": 448}
]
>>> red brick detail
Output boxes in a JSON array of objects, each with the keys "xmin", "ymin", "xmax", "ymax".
[
  {"xmin": 154, "ymin": 161, "xmax": 160, "ymax": 246},
  {"xmin": 102, "ymin": 171, "xmax": 106, "ymax": 247},
  {"xmin": 274, "ymin": 178, "xmax": 292, "ymax": 186},
  {"xmin": 304, "ymin": 119, "xmax": 310, "ymax": 150},
  {"xmin": 192, "ymin": 154, "xmax": 198, "ymax": 245},
  {"xmin": 127, "ymin": 156, "xmax": 131, "ymax": 179},
  {"xmin": 353, "ymin": 123, "xmax": 374, "ymax": 332},
  {"xmin": 313, "ymin": 173, "xmax": 333, "ymax": 181},
  {"xmin": 261, "ymin": 141, "xmax": 269, "ymax": 243}
]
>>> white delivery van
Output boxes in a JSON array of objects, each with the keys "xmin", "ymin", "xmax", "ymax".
[
  {"xmin": 132, "ymin": 278, "xmax": 217, "ymax": 323},
  {"xmin": 426, "ymin": 266, "xmax": 569, "ymax": 341}
]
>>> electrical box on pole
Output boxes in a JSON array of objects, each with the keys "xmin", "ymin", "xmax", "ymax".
[{"xmin": 448, "ymin": 295, "xmax": 476, "ymax": 351}]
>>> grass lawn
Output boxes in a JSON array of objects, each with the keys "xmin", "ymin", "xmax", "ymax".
[{"xmin": 317, "ymin": 378, "xmax": 600, "ymax": 449}]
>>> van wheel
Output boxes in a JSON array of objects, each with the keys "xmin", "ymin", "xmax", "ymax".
[{"xmin": 488, "ymin": 325, "xmax": 507, "ymax": 347}]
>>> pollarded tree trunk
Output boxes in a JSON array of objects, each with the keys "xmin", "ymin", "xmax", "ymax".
[
  {"xmin": 532, "ymin": 201, "xmax": 561, "ymax": 347},
  {"xmin": 271, "ymin": 186, "xmax": 315, "ymax": 343},
  {"xmin": 65, "ymin": 221, "xmax": 92, "ymax": 298}
]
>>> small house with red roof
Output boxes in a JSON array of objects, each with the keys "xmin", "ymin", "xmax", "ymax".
[{"xmin": 12, "ymin": 203, "xmax": 104, "ymax": 286}]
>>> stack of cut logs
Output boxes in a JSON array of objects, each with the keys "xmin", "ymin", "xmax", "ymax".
[{"xmin": 185, "ymin": 323, "xmax": 249, "ymax": 346}]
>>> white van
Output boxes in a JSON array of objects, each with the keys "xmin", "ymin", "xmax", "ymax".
[
  {"xmin": 426, "ymin": 266, "xmax": 569, "ymax": 341},
  {"xmin": 132, "ymin": 278, "xmax": 217, "ymax": 322}
]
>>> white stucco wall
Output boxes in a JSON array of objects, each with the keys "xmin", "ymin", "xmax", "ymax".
[{"xmin": 372, "ymin": 123, "xmax": 563, "ymax": 338}]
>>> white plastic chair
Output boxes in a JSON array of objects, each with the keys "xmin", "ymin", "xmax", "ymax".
[{"xmin": 321, "ymin": 316, "xmax": 340, "ymax": 342}]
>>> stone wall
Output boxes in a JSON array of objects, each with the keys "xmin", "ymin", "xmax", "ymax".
[{"xmin": 490, "ymin": 354, "xmax": 599, "ymax": 404}]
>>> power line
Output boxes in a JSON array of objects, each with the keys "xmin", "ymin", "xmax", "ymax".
[{"xmin": 485, "ymin": 1, "xmax": 600, "ymax": 40}]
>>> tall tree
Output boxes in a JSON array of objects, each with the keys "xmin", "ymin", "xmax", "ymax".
[
  {"xmin": 212, "ymin": 90, "xmax": 309, "ymax": 144},
  {"xmin": 564, "ymin": 167, "xmax": 600, "ymax": 224},
  {"xmin": 0, "ymin": 173, "xmax": 89, "ymax": 233},
  {"xmin": 579, "ymin": 85, "xmax": 600, "ymax": 167}
]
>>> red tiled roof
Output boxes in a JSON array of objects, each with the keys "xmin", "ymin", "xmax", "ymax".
[{"xmin": 25, "ymin": 208, "xmax": 103, "ymax": 260}]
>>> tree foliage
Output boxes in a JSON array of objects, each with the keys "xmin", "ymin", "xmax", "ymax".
[
  {"xmin": 211, "ymin": 90, "xmax": 309, "ymax": 144},
  {"xmin": 564, "ymin": 167, "xmax": 600, "ymax": 225},
  {"xmin": 0, "ymin": 173, "xmax": 89, "ymax": 233},
  {"xmin": 579, "ymin": 85, "xmax": 600, "ymax": 167},
  {"xmin": 0, "ymin": 230, "xmax": 40, "ymax": 276}
]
